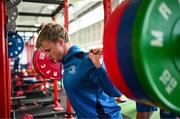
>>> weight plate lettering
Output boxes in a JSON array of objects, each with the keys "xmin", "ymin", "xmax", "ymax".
[
  {"xmin": 132, "ymin": 0, "xmax": 180, "ymax": 112},
  {"xmin": 8, "ymin": 32, "xmax": 24, "ymax": 58},
  {"xmin": 33, "ymin": 50, "xmax": 61, "ymax": 80}
]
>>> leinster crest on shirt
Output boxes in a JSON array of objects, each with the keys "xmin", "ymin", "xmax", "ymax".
[{"xmin": 68, "ymin": 65, "xmax": 76, "ymax": 75}]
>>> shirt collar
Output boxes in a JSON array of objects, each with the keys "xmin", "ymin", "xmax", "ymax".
[{"xmin": 62, "ymin": 45, "xmax": 83, "ymax": 64}]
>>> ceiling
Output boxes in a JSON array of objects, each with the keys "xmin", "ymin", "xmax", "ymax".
[{"xmin": 14, "ymin": 0, "xmax": 103, "ymax": 33}]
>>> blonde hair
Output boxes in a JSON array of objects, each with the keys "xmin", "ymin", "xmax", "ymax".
[{"xmin": 36, "ymin": 23, "xmax": 69, "ymax": 48}]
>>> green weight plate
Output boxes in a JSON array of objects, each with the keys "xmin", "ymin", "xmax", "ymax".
[{"xmin": 132, "ymin": 0, "xmax": 180, "ymax": 112}]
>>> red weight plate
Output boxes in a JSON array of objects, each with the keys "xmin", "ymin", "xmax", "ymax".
[
  {"xmin": 103, "ymin": 0, "xmax": 134, "ymax": 98},
  {"xmin": 33, "ymin": 49, "xmax": 61, "ymax": 80}
]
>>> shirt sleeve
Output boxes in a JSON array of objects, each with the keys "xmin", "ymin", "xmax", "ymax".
[{"xmin": 89, "ymin": 62, "xmax": 122, "ymax": 97}]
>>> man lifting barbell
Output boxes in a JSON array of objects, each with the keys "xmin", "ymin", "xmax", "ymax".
[{"xmin": 36, "ymin": 23, "xmax": 123, "ymax": 118}]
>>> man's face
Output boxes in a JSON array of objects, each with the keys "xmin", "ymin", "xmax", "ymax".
[{"xmin": 41, "ymin": 40, "xmax": 64, "ymax": 63}]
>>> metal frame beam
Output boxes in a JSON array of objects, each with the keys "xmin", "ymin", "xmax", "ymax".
[
  {"xmin": 17, "ymin": 25, "xmax": 40, "ymax": 28},
  {"xmin": 78, "ymin": 1, "xmax": 102, "ymax": 18},
  {"xmin": 22, "ymin": 0, "xmax": 64, "ymax": 4},
  {"xmin": 17, "ymin": 30, "xmax": 37, "ymax": 32},
  {"xmin": 51, "ymin": 4, "xmax": 64, "ymax": 17},
  {"xmin": 69, "ymin": 1, "xmax": 102, "ymax": 23},
  {"xmin": 0, "ymin": 1, "xmax": 10, "ymax": 118},
  {"xmin": 19, "ymin": 12, "xmax": 52, "ymax": 17}
]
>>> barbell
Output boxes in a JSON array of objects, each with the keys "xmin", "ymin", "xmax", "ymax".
[{"xmin": 103, "ymin": 0, "xmax": 180, "ymax": 113}]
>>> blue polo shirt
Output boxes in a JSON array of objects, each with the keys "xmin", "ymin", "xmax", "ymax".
[{"xmin": 62, "ymin": 46, "xmax": 122, "ymax": 118}]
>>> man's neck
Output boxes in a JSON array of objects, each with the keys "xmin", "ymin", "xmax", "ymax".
[{"xmin": 64, "ymin": 42, "xmax": 72, "ymax": 55}]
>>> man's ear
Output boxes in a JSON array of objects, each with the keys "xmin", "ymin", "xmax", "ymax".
[{"xmin": 58, "ymin": 38, "xmax": 65, "ymax": 46}]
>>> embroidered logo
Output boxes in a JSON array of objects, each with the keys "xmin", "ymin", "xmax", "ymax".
[{"xmin": 68, "ymin": 65, "xmax": 76, "ymax": 75}]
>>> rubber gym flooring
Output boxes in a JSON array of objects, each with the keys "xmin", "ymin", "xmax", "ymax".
[{"xmin": 12, "ymin": 89, "xmax": 160, "ymax": 119}]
